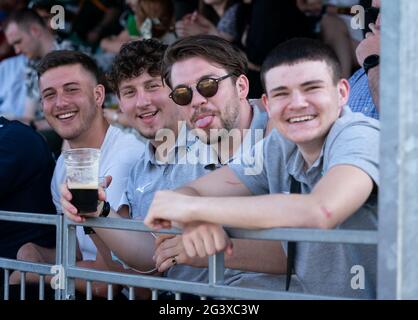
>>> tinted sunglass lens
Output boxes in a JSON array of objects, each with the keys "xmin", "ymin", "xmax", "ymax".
[
  {"xmin": 197, "ymin": 78, "xmax": 218, "ymax": 98},
  {"xmin": 172, "ymin": 87, "xmax": 192, "ymax": 105}
]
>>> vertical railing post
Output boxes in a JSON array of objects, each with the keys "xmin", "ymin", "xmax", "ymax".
[
  {"xmin": 379, "ymin": 0, "xmax": 418, "ymax": 299},
  {"xmin": 63, "ymin": 218, "xmax": 77, "ymax": 300},
  {"xmin": 208, "ymin": 253, "xmax": 224, "ymax": 287},
  {"xmin": 54, "ymin": 214, "xmax": 64, "ymax": 300}
]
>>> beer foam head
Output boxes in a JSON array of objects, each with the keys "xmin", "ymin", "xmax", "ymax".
[{"xmin": 67, "ymin": 182, "xmax": 98, "ymax": 189}]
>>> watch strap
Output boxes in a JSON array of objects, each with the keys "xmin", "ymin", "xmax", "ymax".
[
  {"xmin": 364, "ymin": 54, "xmax": 380, "ymax": 75},
  {"xmin": 99, "ymin": 201, "xmax": 111, "ymax": 218}
]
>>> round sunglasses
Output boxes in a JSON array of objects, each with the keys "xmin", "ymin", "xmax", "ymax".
[{"xmin": 169, "ymin": 73, "xmax": 234, "ymax": 106}]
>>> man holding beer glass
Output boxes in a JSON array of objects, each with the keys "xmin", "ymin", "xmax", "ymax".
[{"xmin": 10, "ymin": 50, "xmax": 144, "ymax": 299}]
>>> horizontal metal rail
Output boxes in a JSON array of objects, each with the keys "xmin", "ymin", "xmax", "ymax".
[
  {"xmin": 66, "ymin": 267, "xmax": 348, "ymax": 300},
  {"xmin": 73, "ymin": 217, "xmax": 378, "ymax": 245},
  {"xmin": 0, "ymin": 258, "xmax": 54, "ymax": 275},
  {"xmin": 0, "ymin": 211, "xmax": 60, "ymax": 226},
  {"xmin": 0, "ymin": 210, "xmax": 378, "ymax": 300}
]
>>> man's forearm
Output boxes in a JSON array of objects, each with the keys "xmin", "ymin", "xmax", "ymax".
[
  {"xmin": 190, "ymin": 194, "xmax": 319, "ymax": 229},
  {"xmin": 186, "ymin": 238, "xmax": 286, "ymax": 274},
  {"xmin": 94, "ymin": 210, "xmax": 156, "ymax": 271},
  {"xmin": 225, "ymin": 239, "xmax": 286, "ymax": 274}
]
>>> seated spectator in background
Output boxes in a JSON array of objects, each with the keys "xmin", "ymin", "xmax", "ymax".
[
  {"xmin": 100, "ymin": 0, "xmax": 176, "ymax": 55},
  {"xmin": 4, "ymin": 8, "xmax": 74, "ymax": 157},
  {"xmin": 135, "ymin": 0, "xmax": 176, "ymax": 44},
  {"xmin": 297, "ymin": 0, "xmax": 361, "ymax": 79},
  {"xmin": 145, "ymin": 38, "xmax": 379, "ymax": 299},
  {"xmin": 0, "ymin": 116, "xmax": 56, "ymax": 289},
  {"xmin": 326, "ymin": 0, "xmax": 364, "ymax": 43},
  {"xmin": 175, "ymin": 0, "xmax": 249, "ymax": 44},
  {"xmin": 95, "ymin": 0, "xmax": 176, "ymax": 78},
  {"xmin": 70, "ymin": 0, "xmax": 124, "ymax": 49},
  {"xmin": 349, "ymin": 0, "xmax": 380, "ymax": 118},
  {"xmin": 321, "ymin": 0, "xmax": 362, "ymax": 78},
  {"xmin": 243, "ymin": 0, "xmax": 313, "ymax": 98},
  {"xmin": 99, "ymin": 0, "xmax": 141, "ymax": 54},
  {"xmin": 0, "ymin": 0, "xmax": 27, "ymax": 61},
  {"xmin": 10, "ymin": 50, "xmax": 144, "ymax": 299}
]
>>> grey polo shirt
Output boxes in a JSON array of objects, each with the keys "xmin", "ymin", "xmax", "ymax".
[{"xmin": 229, "ymin": 106, "xmax": 379, "ymax": 299}]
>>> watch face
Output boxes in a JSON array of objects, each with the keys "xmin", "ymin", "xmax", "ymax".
[
  {"xmin": 364, "ymin": 55, "xmax": 380, "ymax": 73},
  {"xmin": 365, "ymin": 55, "xmax": 379, "ymax": 64}
]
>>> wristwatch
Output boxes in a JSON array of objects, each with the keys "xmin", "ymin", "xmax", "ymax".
[
  {"xmin": 363, "ymin": 54, "xmax": 380, "ymax": 75},
  {"xmin": 99, "ymin": 201, "xmax": 111, "ymax": 218},
  {"xmin": 83, "ymin": 201, "xmax": 111, "ymax": 234}
]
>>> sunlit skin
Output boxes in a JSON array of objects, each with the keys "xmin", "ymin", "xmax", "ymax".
[
  {"xmin": 39, "ymin": 64, "xmax": 107, "ymax": 149},
  {"xmin": 262, "ymin": 60, "xmax": 349, "ymax": 167},
  {"xmin": 117, "ymin": 72, "xmax": 184, "ymax": 145},
  {"xmin": 170, "ymin": 56, "xmax": 250, "ymax": 145}
]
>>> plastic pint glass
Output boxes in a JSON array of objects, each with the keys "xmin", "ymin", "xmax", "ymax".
[{"xmin": 63, "ymin": 148, "xmax": 100, "ymax": 215}]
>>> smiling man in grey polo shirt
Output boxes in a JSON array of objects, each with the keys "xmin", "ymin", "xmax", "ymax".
[{"xmin": 146, "ymin": 38, "xmax": 379, "ymax": 299}]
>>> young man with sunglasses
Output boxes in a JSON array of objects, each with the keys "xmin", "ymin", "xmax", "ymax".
[
  {"xmin": 348, "ymin": 0, "xmax": 381, "ymax": 118},
  {"xmin": 163, "ymin": 34, "xmax": 267, "ymax": 167},
  {"xmin": 151, "ymin": 34, "xmax": 291, "ymax": 291},
  {"xmin": 145, "ymin": 38, "xmax": 379, "ymax": 299}
]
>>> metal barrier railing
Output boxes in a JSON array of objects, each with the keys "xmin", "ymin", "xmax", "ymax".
[
  {"xmin": 65, "ymin": 217, "xmax": 377, "ymax": 300},
  {"xmin": 0, "ymin": 211, "xmax": 63, "ymax": 300},
  {"xmin": 0, "ymin": 210, "xmax": 378, "ymax": 300}
]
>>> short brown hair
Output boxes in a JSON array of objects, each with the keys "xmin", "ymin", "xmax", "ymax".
[
  {"xmin": 37, "ymin": 50, "xmax": 104, "ymax": 84},
  {"xmin": 162, "ymin": 34, "xmax": 248, "ymax": 88},
  {"xmin": 107, "ymin": 39, "xmax": 167, "ymax": 95},
  {"xmin": 260, "ymin": 38, "xmax": 343, "ymax": 92}
]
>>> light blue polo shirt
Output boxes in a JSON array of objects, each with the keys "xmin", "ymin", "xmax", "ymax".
[{"xmin": 119, "ymin": 122, "xmax": 207, "ymax": 219}]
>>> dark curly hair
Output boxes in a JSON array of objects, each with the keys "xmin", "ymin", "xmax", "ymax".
[{"xmin": 107, "ymin": 39, "xmax": 168, "ymax": 96}]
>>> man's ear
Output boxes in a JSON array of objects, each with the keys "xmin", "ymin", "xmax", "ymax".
[
  {"xmin": 262, "ymin": 93, "xmax": 271, "ymax": 117},
  {"xmin": 337, "ymin": 79, "xmax": 350, "ymax": 107},
  {"xmin": 235, "ymin": 75, "xmax": 249, "ymax": 100},
  {"xmin": 94, "ymin": 84, "xmax": 106, "ymax": 108}
]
